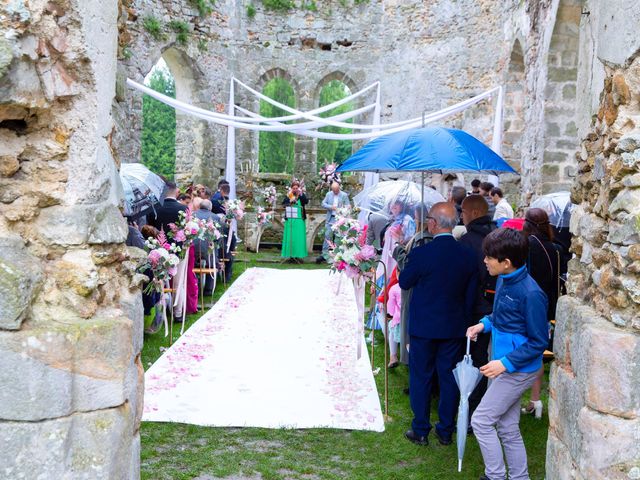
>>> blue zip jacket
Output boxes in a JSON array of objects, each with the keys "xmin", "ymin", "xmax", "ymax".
[{"xmin": 480, "ymin": 266, "xmax": 548, "ymax": 373}]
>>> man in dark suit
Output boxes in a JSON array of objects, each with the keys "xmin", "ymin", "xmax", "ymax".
[
  {"xmin": 211, "ymin": 180, "xmax": 229, "ymax": 215},
  {"xmin": 148, "ymin": 181, "xmax": 187, "ymax": 233},
  {"xmin": 399, "ymin": 202, "xmax": 478, "ymax": 446}
]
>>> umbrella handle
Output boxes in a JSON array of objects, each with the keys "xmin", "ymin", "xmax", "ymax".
[{"xmin": 466, "ymin": 336, "xmax": 471, "ymax": 356}]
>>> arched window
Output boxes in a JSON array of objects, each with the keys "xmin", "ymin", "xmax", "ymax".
[
  {"xmin": 317, "ymin": 80, "xmax": 353, "ymax": 170},
  {"xmin": 141, "ymin": 58, "xmax": 176, "ymax": 179},
  {"xmin": 258, "ymin": 77, "xmax": 296, "ymax": 173}
]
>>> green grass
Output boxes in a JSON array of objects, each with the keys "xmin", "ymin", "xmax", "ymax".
[{"xmin": 140, "ymin": 249, "xmax": 549, "ymax": 479}]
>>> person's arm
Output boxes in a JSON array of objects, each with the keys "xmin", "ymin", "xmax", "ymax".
[
  {"xmin": 366, "ymin": 219, "xmax": 375, "ymax": 245},
  {"xmin": 398, "ymin": 248, "xmax": 421, "ymax": 290},
  {"xmin": 321, "ymin": 192, "xmax": 332, "ymax": 210},
  {"xmin": 282, "ymin": 196, "xmax": 290, "ymax": 206},
  {"xmin": 501, "ymin": 289, "xmax": 549, "ymax": 372},
  {"xmin": 299, "ymin": 193, "xmax": 309, "ymax": 206}
]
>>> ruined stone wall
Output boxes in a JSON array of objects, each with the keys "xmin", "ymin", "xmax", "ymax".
[
  {"xmin": 546, "ymin": 1, "xmax": 640, "ymax": 478},
  {"xmin": 0, "ymin": 1, "xmax": 142, "ymax": 478}
]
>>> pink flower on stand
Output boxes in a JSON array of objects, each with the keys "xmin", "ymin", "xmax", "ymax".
[
  {"xmin": 174, "ymin": 230, "xmax": 187, "ymax": 242},
  {"xmin": 355, "ymin": 244, "xmax": 376, "ymax": 262},
  {"xmin": 358, "ymin": 224, "xmax": 368, "ymax": 246},
  {"xmin": 344, "ymin": 264, "xmax": 361, "ymax": 279},
  {"xmin": 335, "ymin": 260, "xmax": 347, "ymax": 271}
]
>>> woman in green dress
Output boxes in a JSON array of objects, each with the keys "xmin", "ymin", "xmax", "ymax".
[{"xmin": 281, "ymin": 180, "xmax": 309, "ymax": 260}]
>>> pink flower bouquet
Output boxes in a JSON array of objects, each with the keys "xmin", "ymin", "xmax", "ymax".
[{"xmin": 327, "ymin": 209, "xmax": 379, "ymax": 280}]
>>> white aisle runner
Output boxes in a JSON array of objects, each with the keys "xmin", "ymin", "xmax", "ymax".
[{"xmin": 143, "ymin": 268, "xmax": 384, "ymax": 432}]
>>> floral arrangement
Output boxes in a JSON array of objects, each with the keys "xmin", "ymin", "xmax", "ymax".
[
  {"xmin": 259, "ymin": 185, "xmax": 277, "ymax": 207},
  {"xmin": 327, "ymin": 208, "xmax": 378, "ymax": 279},
  {"xmin": 318, "ymin": 163, "xmax": 341, "ymax": 189},
  {"xmin": 224, "ymin": 199, "xmax": 245, "ymax": 221},
  {"xmin": 139, "ymin": 230, "xmax": 181, "ymax": 294},
  {"xmin": 257, "ymin": 206, "xmax": 273, "ymax": 227},
  {"xmin": 168, "ymin": 209, "xmax": 222, "ymax": 257}
]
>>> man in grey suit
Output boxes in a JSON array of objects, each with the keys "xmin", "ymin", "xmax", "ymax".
[{"xmin": 317, "ymin": 181, "xmax": 350, "ymax": 263}]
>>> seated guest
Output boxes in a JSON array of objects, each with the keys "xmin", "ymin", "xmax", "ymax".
[
  {"xmin": 211, "ymin": 179, "xmax": 230, "ymax": 214},
  {"xmin": 148, "ymin": 181, "xmax": 187, "ymax": 233},
  {"xmin": 479, "ymin": 181, "xmax": 496, "ymax": 219},
  {"xmin": 399, "ymin": 202, "xmax": 478, "ymax": 447},
  {"xmin": 193, "ymin": 199, "xmax": 219, "ymax": 297},
  {"xmin": 467, "ymin": 228, "xmax": 548, "ymax": 480},
  {"xmin": 490, "ymin": 187, "xmax": 514, "ymax": 222}
]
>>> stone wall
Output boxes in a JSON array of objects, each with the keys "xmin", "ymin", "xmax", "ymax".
[
  {"xmin": 546, "ymin": 1, "xmax": 640, "ymax": 478},
  {"xmin": 0, "ymin": 1, "xmax": 142, "ymax": 478}
]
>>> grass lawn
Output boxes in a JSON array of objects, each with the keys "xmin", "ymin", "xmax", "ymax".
[{"xmin": 140, "ymin": 248, "xmax": 549, "ymax": 480}]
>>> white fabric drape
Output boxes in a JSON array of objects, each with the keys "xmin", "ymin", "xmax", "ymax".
[{"xmin": 172, "ymin": 248, "xmax": 190, "ymax": 334}]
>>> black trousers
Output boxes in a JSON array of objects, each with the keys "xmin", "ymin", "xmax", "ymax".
[{"xmin": 469, "ymin": 330, "xmax": 491, "ymax": 418}]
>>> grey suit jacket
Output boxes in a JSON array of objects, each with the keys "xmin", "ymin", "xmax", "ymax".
[{"xmin": 321, "ymin": 191, "xmax": 350, "ymax": 222}]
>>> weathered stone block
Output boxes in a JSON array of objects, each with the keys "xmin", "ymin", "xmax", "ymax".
[
  {"xmin": 582, "ymin": 320, "xmax": 640, "ymax": 418},
  {"xmin": 0, "ymin": 236, "xmax": 43, "ymax": 330},
  {"xmin": 577, "ymin": 407, "xmax": 640, "ymax": 479},
  {"xmin": 549, "ymin": 363, "xmax": 585, "ymax": 461},
  {"xmin": 546, "ymin": 430, "xmax": 584, "ymax": 480},
  {"xmin": 0, "ymin": 406, "xmax": 136, "ymax": 480},
  {"xmin": 0, "ymin": 317, "xmax": 133, "ymax": 421},
  {"xmin": 609, "ymin": 188, "xmax": 640, "ymax": 216},
  {"xmin": 607, "ymin": 213, "xmax": 640, "ymax": 246}
]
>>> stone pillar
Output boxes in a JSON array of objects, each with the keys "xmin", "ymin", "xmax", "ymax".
[
  {"xmin": 0, "ymin": 1, "xmax": 142, "ymax": 478},
  {"xmin": 547, "ymin": 3, "xmax": 640, "ymax": 477}
]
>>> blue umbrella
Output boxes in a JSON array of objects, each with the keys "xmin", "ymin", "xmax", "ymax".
[{"xmin": 336, "ymin": 126, "xmax": 517, "ymax": 175}]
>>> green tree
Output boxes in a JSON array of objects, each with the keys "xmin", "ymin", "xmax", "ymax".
[
  {"xmin": 258, "ymin": 78, "xmax": 296, "ymax": 173},
  {"xmin": 317, "ymin": 80, "xmax": 353, "ymax": 170},
  {"xmin": 141, "ymin": 66, "xmax": 176, "ymax": 180}
]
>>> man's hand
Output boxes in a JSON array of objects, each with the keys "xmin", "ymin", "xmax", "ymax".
[
  {"xmin": 480, "ymin": 360, "xmax": 506, "ymax": 379},
  {"xmin": 466, "ymin": 323, "xmax": 484, "ymax": 341}
]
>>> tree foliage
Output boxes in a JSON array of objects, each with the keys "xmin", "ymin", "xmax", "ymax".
[
  {"xmin": 141, "ymin": 66, "xmax": 176, "ymax": 180},
  {"xmin": 317, "ymin": 80, "xmax": 353, "ymax": 170},
  {"xmin": 258, "ymin": 78, "xmax": 296, "ymax": 173}
]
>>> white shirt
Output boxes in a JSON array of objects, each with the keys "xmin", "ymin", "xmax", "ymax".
[{"xmin": 493, "ymin": 198, "xmax": 514, "ymax": 220}]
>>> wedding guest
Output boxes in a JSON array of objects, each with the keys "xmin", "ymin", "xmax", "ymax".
[
  {"xmin": 126, "ymin": 219, "xmax": 145, "ymax": 249},
  {"xmin": 178, "ymin": 193, "xmax": 191, "ymax": 206},
  {"xmin": 148, "ymin": 181, "xmax": 187, "ymax": 233},
  {"xmin": 210, "ymin": 182, "xmax": 236, "ymax": 283},
  {"xmin": 281, "ymin": 180, "xmax": 309, "ymax": 261},
  {"xmin": 450, "ymin": 186, "xmax": 467, "ymax": 225},
  {"xmin": 202, "ymin": 186, "xmax": 212, "ymax": 199},
  {"xmin": 467, "ymin": 228, "xmax": 548, "ymax": 480},
  {"xmin": 392, "ymin": 203, "xmax": 435, "ymax": 366},
  {"xmin": 191, "ymin": 196, "xmax": 203, "ymax": 212},
  {"xmin": 520, "ymin": 208, "xmax": 560, "ymax": 419},
  {"xmin": 459, "ymin": 194, "xmax": 498, "ymax": 424},
  {"xmin": 479, "ymin": 181, "xmax": 496, "ymax": 219},
  {"xmin": 382, "ymin": 268, "xmax": 402, "ymax": 368},
  {"xmin": 400, "ymin": 202, "xmax": 478, "ymax": 447},
  {"xmin": 365, "ymin": 200, "xmax": 388, "ymax": 250},
  {"xmin": 194, "ymin": 199, "xmax": 220, "ymax": 297},
  {"xmin": 470, "ymin": 178, "xmax": 481, "ymax": 195},
  {"xmin": 491, "ymin": 187, "xmax": 514, "ymax": 223},
  {"xmin": 318, "ymin": 181, "xmax": 350, "ymax": 263},
  {"xmin": 211, "ymin": 180, "xmax": 230, "ymax": 214}
]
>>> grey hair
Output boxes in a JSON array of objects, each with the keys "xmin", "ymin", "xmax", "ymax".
[
  {"xmin": 200, "ymin": 199, "xmax": 212, "ymax": 211},
  {"xmin": 431, "ymin": 208, "xmax": 459, "ymax": 230}
]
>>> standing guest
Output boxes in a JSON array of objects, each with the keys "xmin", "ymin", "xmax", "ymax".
[
  {"xmin": 191, "ymin": 196, "xmax": 203, "ymax": 212},
  {"xmin": 317, "ymin": 181, "xmax": 350, "ymax": 263},
  {"xmin": 385, "ymin": 271, "xmax": 403, "ymax": 368},
  {"xmin": 467, "ymin": 228, "xmax": 548, "ymax": 480},
  {"xmin": 193, "ymin": 199, "xmax": 220, "ymax": 297},
  {"xmin": 365, "ymin": 201, "xmax": 388, "ymax": 250},
  {"xmin": 520, "ymin": 208, "xmax": 560, "ymax": 419},
  {"xmin": 202, "ymin": 186, "xmax": 212, "ymax": 200},
  {"xmin": 211, "ymin": 182, "xmax": 230, "ymax": 215},
  {"xmin": 393, "ymin": 203, "xmax": 435, "ymax": 366},
  {"xmin": 479, "ymin": 181, "xmax": 496, "ymax": 220},
  {"xmin": 450, "ymin": 186, "xmax": 467, "ymax": 225},
  {"xmin": 177, "ymin": 193, "xmax": 191, "ymax": 206},
  {"xmin": 459, "ymin": 194, "xmax": 498, "ymax": 424},
  {"xmin": 281, "ymin": 180, "xmax": 309, "ymax": 261},
  {"xmin": 399, "ymin": 202, "xmax": 478, "ymax": 446},
  {"xmin": 470, "ymin": 178, "xmax": 482, "ymax": 195},
  {"xmin": 148, "ymin": 181, "xmax": 187, "ymax": 233},
  {"xmin": 491, "ymin": 187, "xmax": 514, "ymax": 223}
]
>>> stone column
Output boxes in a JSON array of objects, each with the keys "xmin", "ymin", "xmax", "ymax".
[
  {"xmin": 546, "ymin": 2, "xmax": 640, "ymax": 477},
  {"xmin": 0, "ymin": 1, "xmax": 142, "ymax": 478}
]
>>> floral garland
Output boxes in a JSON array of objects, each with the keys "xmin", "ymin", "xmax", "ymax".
[
  {"xmin": 318, "ymin": 163, "xmax": 341, "ymax": 189},
  {"xmin": 327, "ymin": 208, "xmax": 378, "ymax": 279},
  {"xmin": 258, "ymin": 185, "xmax": 277, "ymax": 208},
  {"xmin": 168, "ymin": 208, "xmax": 223, "ymax": 258}
]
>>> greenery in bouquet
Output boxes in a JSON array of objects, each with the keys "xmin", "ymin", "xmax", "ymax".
[
  {"xmin": 327, "ymin": 208, "xmax": 378, "ymax": 279},
  {"xmin": 224, "ymin": 199, "xmax": 245, "ymax": 221},
  {"xmin": 139, "ymin": 230, "xmax": 181, "ymax": 294},
  {"xmin": 257, "ymin": 185, "xmax": 277, "ymax": 208},
  {"xmin": 168, "ymin": 208, "xmax": 223, "ymax": 257}
]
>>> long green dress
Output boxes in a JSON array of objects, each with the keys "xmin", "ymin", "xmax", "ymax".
[{"xmin": 281, "ymin": 199, "xmax": 308, "ymax": 258}]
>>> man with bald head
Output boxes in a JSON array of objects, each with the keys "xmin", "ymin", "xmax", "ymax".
[
  {"xmin": 459, "ymin": 194, "xmax": 498, "ymax": 426},
  {"xmin": 399, "ymin": 202, "xmax": 479, "ymax": 447}
]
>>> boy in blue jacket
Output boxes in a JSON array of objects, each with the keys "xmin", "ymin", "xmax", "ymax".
[{"xmin": 466, "ymin": 228, "xmax": 548, "ymax": 480}]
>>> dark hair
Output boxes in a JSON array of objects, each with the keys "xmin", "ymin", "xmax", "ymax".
[
  {"xmin": 220, "ymin": 184, "xmax": 231, "ymax": 194},
  {"xmin": 451, "ymin": 186, "xmax": 467, "ymax": 205},
  {"xmin": 480, "ymin": 181, "xmax": 494, "ymax": 193},
  {"xmin": 291, "ymin": 180, "xmax": 300, "ymax": 187},
  {"xmin": 177, "ymin": 193, "xmax": 191, "ymax": 201},
  {"xmin": 203, "ymin": 187, "xmax": 212, "ymax": 197},
  {"xmin": 218, "ymin": 179, "xmax": 229, "ymax": 188},
  {"xmin": 165, "ymin": 181, "xmax": 178, "ymax": 191},
  {"xmin": 482, "ymin": 228, "xmax": 529, "ymax": 268},
  {"xmin": 523, "ymin": 208, "xmax": 554, "ymax": 241},
  {"xmin": 471, "ymin": 179, "xmax": 481, "ymax": 188},
  {"xmin": 490, "ymin": 187, "xmax": 504, "ymax": 198},
  {"xmin": 141, "ymin": 225, "xmax": 159, "ymax": 240}
]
